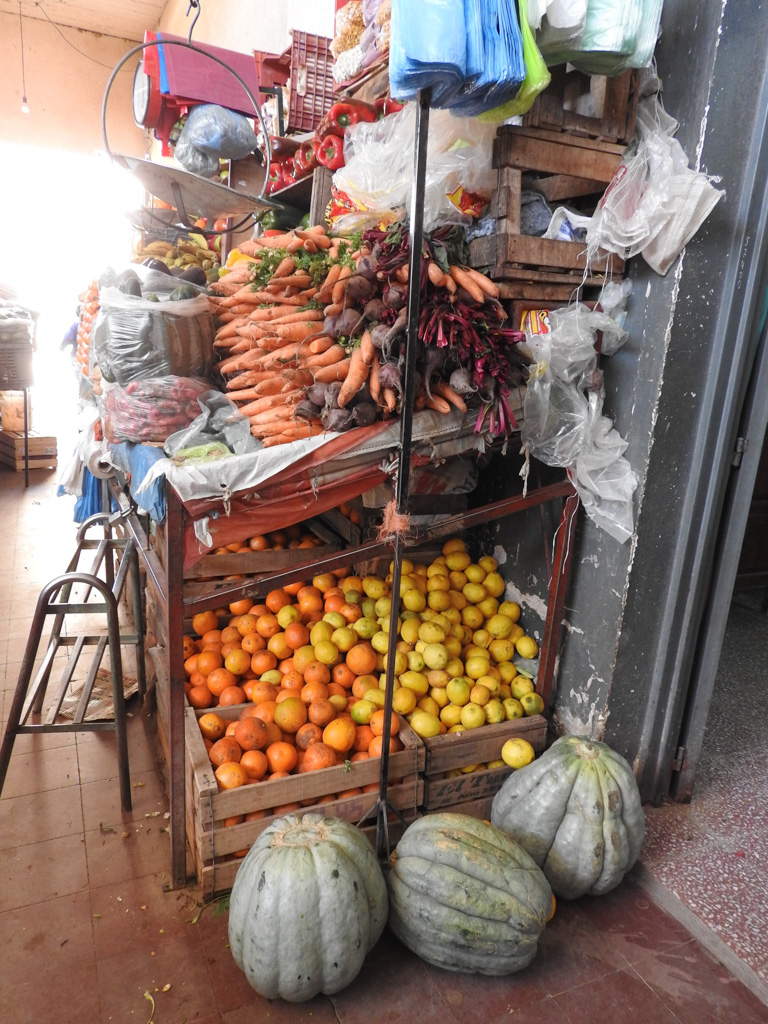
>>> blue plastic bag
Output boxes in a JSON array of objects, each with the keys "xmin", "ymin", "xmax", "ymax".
[
  {"xmin": 451, "ymin": 0, "xmax": 526, "ymax": 115},
  {"xmin": 109, "ymin": 442, "xmax": 168, "ymax": 522},
  {"xmin": 389, "ymin": 0, "xmax": 467, "ymax": 106}
]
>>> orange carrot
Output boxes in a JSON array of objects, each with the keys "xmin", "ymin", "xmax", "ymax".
[
  {"xmin": 315, "ymin": 262, "xmax": 342, "ymax": 302},
  {"xmin": 441, "ymin": 273, "xmax": 457, "ymax": 294},
  {"xmin": 303, "ymin": 344, "xmax": 346, "ymax": 369},
  {"xmin": 240, "ymin": 391, "xmax": 300, "ymax": 419},
  {"xmin": 217, "ymin": 349, "xmax": 268, "ymax": 373},
  {"xmin": 272, "ymin": 256, "xmax": 296, "ymax": 278},
  {"xmin": 433, "ymin": 380, "xmax": 467, "ymax": 414},
  {"xmin": 337, "ymin": 347, "xmax": 370, "ymax": 408},
  {"xmin": 281, "ymin": 368, "xmax": 314, "ymax": 387},
  {"xmin": 463, "ymin": 266, "xmax": 500, "ymax": 299},
  {"xmin": 225, "ymin": 387, "xmax": 261, "ymax": 402},
  {"xmin": 332, "ymin": 265, "xmax": 352, "ymax": 305},
  {"xmin": 286, "ymin": 237, "xmax": 304, "ymax": 253},
  {"xmin": 369, "ymin": 351, "xmax": 381, "ymax": 405},
  {"xmin": 253, "ymin": 378, "xmax": 286, "ymax": 397},
  {"xmin": 246, "ymin": 291, "xmax": 307, "ymax": 306},
  {"xmin": 225, "ymin": 369, "xmax": 273, "ymax": 390},
  {"xmin": 257, "ymin": 341, "xmax": 304, "ymax": 369},
  {"xmin": 267, "ymin": 309, "xmax": 325, "ymax": 327},
  {"xmin": 249, "ymin": 304, "xmax": 305, "ymax": 322},
  {"xmin": 394, "ymin": 264, "xmax": 409, "ymax": 283},
  {"xmin": 269, "ymin": 273, "xmax": 312, "ymax": 289},
  {"xmin": 308, "ymin": 335, "xmax": 334, "ymax": 355},
  {"xmin": 414, "ymin": 391, "xmax": 427, "ymax": 411},
  {"xmin": 360, "ymin": 329, "xmax": 374, "ymax": 366},
  {"xmin": 427, "ymin": 261, "xmax": 444, "ymax": 286},
  {"xmin": 273, "ymin": 322, "xmax": 325, "ymax": 342},
  {"xmin": 448, "ymin": 265, "xmax": 485, "ymax": 304},
  {"xmin": 382, "ymin": 387, "xmax": 397, "ymax": 413},
  {"xmin": 312, "ymin": 358, "xmax": 352, "ymax": 383},
  {"xmin": 301, "ymin": 238, "xmax": 318, "ymax": 255},
  {"xmin": 323, "ymin": 301, "xmax": 344, "ymax": 318},
  {"xmin": 425, "ymin": 393, "xmax": 451, "ymax": 415}
]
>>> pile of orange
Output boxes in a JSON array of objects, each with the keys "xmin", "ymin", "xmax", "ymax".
[{"xmin": 208, "ymin": 525, "xmax": 323, "ymax": 558}]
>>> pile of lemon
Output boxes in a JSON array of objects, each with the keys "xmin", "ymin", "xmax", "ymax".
[{"xmin": 348, "ymin": 538, "xmax": 545, "ymax": 765}]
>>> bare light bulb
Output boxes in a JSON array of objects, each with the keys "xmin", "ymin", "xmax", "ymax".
[{"xmin": 21, "ymin": 97, "xmax": 29, "ymax": 114}]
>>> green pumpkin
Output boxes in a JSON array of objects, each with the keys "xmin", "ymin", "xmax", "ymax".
[
  {"xmin": 387, "ymin": 813, "xmax": 552, "ymax": 975},
  {"xmin": 228, "ymin": 813, "xmax": 388, "ymax": 1002},
  {"xmin": 491, "ymin": 735, "xmax": 645, "ymax": 900}
]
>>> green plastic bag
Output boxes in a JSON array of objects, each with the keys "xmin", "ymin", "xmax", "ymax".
[{"xmin": 478, "ymin": 0, "xmax": 551, "ymax": 121}]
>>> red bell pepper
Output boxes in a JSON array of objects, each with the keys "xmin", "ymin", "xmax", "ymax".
[
  {"xmin": 320, "ymin": 100, "xmax": 378, "ymax": 137},
  {"xmin": 316, "ymin": 134, "xmax": 345, "ymax": 171},
  {"xmin": 375, "ymin": 96, "xmax": 406, "ymax": 119},
  {"xmin": 281, "ymin": 157, "xmax": 296, "ymax": 188},
  {"xmin": 293, "ymin": 142, "xmax": 318, "ymax": 176},
  {"xmin": 266, "ymin": 161, "xmax": 285, "ymax": 195}
]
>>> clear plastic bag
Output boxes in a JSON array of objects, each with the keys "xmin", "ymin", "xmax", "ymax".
[
  {"xmin": 332, "ymin": 1, "xmax": 365, "ymax": 56},
  {"xmin": 183, "ymin": 104, "xmax": 259, "ymax": 160},
  {"xmin": 333, "ymin": 43, "xmax": 366, "ymax": 83},
  {"xmin": 538, "ymin": 0, "xmax": 663, "ymax": 75},
  {"xmin": 332, "ymin": 106, "xmax": 496, "ymax": 232},
  {"xmin": 478, "ymin": 0, "xmax": 551, "ymax": 120},
  {"xmin": 173, "ymin": 134, "xmax": 220, "ymax": 178},
  {"xmin": 587, "ymin": 96, "xmax": 724, "ymax": 275},
  {"xmin": 164, "ymin": 390, "xmax": 259, "ymax": 457},
  {"xmin": 103, "ymin": 376, "xmax": 213, "ymax": 444},
  {"xmin": 93, "ymin": 286, "xmax": 215, "ymax": 386}
]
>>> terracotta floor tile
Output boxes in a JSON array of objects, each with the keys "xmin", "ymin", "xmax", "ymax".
[
  {"xmin": 552, "ymin": 966, "xmax": 680, "ymax": 1023},
  {"xmin": 84, "ymin": 818, "xmax": 172, "ymax": 887},
  {"xmin": 0, "ymin": 889, "xmax": 95, "ymax": 973},
  {"xmin": 634, "ymin": 942, "xmax": 768, "ymax": 1023},
  {"xmin": 96, "ymin": 936, "xmax": 216, "ymax": 1024},
  {"xmin": 485, "ymin": 995, "xmax": 573, "ymax": 1024},
  {"xmin": 4, "ymin": 717, "xmax": 78, "ymax": 751},
  {"xmin": 0, "ymin": 832, "xmax": 89, "ymax": 913},
  {"xmin": 0, "ymin": 740, "xmax": 79, "ymax": 798},
  {"xmin": 81, "ymin": 767, "xmax": 167, "ymax": 831},
  {"xmin": 198, "ymin": 903, "xmax": 260, "ymax": 1014},
  {"xmin": 0, "ymin": 781, "xmax": 83, "ymax": 849},
  {"xmin": 0, "ymin": 956, "xmax": 101, "ymax": 1024},
  {"xmin": 223, "ymin": 994, "xmax": 339, "ymax": 1023}
]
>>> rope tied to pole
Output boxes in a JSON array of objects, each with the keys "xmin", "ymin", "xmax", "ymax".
[{"xmin": 377, "ymin": 499, "xmax": 412, "ymax": 544}]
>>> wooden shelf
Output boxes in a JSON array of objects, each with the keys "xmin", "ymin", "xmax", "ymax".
[{"xmin": 271, "ymin": 172, "xmax": 314, "ymax": 209}]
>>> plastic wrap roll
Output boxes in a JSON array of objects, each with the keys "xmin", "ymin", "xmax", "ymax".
[{"xmin": 84, "ymin": 442, "xmax": 115, "ymax": 480}]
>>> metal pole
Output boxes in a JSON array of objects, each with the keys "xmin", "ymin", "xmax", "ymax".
[{"xmin": 374, "ymin": 88, "xmax": 432, "ymax": 861}]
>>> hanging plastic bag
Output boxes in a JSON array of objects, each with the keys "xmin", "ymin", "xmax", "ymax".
[
  {"xmin": 389, "ymin": 0, "xmax": 467, "ymax": 106},
  {"xmin": 587, "ymin": 95, "xmax": 724, "ymax": 275},
  {"xmin": 182, "ymin": 104, "xmax": 259, "ymax": 160},
  {"xmin": 527, "ymin": 0, "xmax": 586, "ymax": 31},
  {"xmin": 173, "ymin": 134, "xmax": 220, "ymax": 178},
  {"xmin": 449, "ymin": 0, "xmax": 526, "ymax": 116},
  {"xmin": 538, "ymin": 0, "xmax": 663, "ymax": 76},
  {"xmin": 103, "ymin": 376, "xmax": 214, "ymax": 444},
  {"xmin": 164, "ymin": 389, "xmax": 259, "ymax": 457},
  {"xmin": 477, "ymin": 0, "xmax": 551, "ymax": 120}
]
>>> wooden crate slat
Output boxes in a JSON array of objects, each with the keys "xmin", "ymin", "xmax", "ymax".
[
  {"xmin": 423, "ymin": 764, "xmax": 513, "ymax": 810},
  {"xmin": 422, "ymin": 714, "xmax": 547, "ymax": 776},
  {"xmin": 0, "ymin": 429, "xmax": 57, "ymax": 456}
]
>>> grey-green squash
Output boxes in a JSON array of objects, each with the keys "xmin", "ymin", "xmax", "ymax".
[
  {"xmin": 491, "ymin": 735, "xmax": 645, "ymax": 900},
  {"xmin": 387, "ymin": 813, "xmax": 552, "ymax": 975},
  {"xmin": 228, "ymin": 813, "xmax": 388, "ymax": 1002}
]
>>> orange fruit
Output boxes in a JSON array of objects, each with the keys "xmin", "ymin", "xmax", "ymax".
[
  {"xmin": 188, "ymin": 685, "xmax": 213, "ymax": 709},
  {"xmin": 283, "ymin": 580, "xmax": 304, "ymax": 597},
  {"xmin": 262, "ymin": 721, "xmax": 282, "ymax": 746},
  {"xmin": 193, "ymin": 610, "xmax": 219, "ymax": 636},
  {"xmin": 292, "ymin": 645, "xmax": 317, "ymax": 674},
  {"xmin": 281, "ymin": 669, "xmax": 305, "ymax": 691},
  {"xmin": 265, "ymin": 589, "xmax": 292, "ymax": 614},
  {"xmin": 184, "ymin": 654, "xmax": 200, "ymax": 677},
  {"xmin": 198, "ymin": 713, "xmax": 227, "ymax": 742},
  {"xmin": 265, "ymin": 741, "xmax": 298, "ymax": 774},
  {"xmin": 284, "ymin": 621, "xmax": 310, "ymax": 651},
  {"xmin": 241, "ymin": 680, "xmax": 255, "ymax": 701},
  {"xmin": 220, "ymin": 641, "xmax": 242, "ymax": 658},
  {"xmin": 275, "ymin": 689, "xmax": 297, "ymax": 703},
  {"xmin": 324, "ymin": 593, "xmax": 345, "ymax": 614},
  {"xmin": 197, "ymin": 650, "xmax": 224, "ymax": 677},
  {"xmin": 313, "ymin": 573, "xmax": 336, "ymax": 593},
  {"xmin": 295, "ymin": 722, "xmax": 324, "ymax": 750},
  {"xmin": 209, "ymin": 737, "xmax": 242, "ymax": 767},
  {"xmin": 224, "ymin": 648, "xmax": 252, "ymax": 676},
  {"xmin": 368, "ymin": 734, "xmax": 402, "ymax": 757},
  {"xmin": 252, "ymin": 701, "xmax": 277, "ymax": 725},
  {"xmin": 303, "ymin": 661, "xmax": 331, "ymax": 686},
  {"xmin": 353, "ymin": 725, "xmax": 374, "ymax": 752},
  {"xmin": 218, "ymin": 686, "xmax": 247, "ymax": 706},
  {"xmin": 251, "ymin": 650, "xmax": 278, "ymax": 676},
  {"xmin": 274, "ymin": 696, "xmax": 307, "ymax": 734},
  {"xmin": 342, "ymin": 576, "xmax": 363, "ymax": 594},
  {"xmin": 206, "ymin": 667, "xmax": 238, "ymax": 697},
  {"xmin": 239, "ymin": 749, "xmax": 268, "ymax": 780},
  {"xmin": 370, "ymin": 710, "xmax": 400, "ymax": 737},
  {"xmin": 300, "ymin": 681, "xmax": 329, "ymax": 704},
  {"xmin": 297, "ymin": 587, "xmax": 323, "ymax": 616},
  {"xmin": 349, "ymin": 751, "xmax": 369, "ymax": 763},
  {"xmin": 250, "ymin": 679, "xmax": 278, "ymax": 703},
  {"xmin": 346, "ymin": 642, "xmax": 377, "ymax": 677},
  {"xmin": 234, "ymin": 717, "xmax": 268, "ymax": 751},
  {"xmin": 182, "ymin": 636, "xmax": 197, "ymax": 659},
  {"xmin": 338, "ymin": 787, "xmax": 363, "ymax": 799},
  {"xmin": 340, "ymin": 603, "xmax": 363, "ymax": 624},
  {"xmin": 326, "ymin": 682, "xmax": 347, "ymax": 698},
  {"xmin": 323, "ymin": 717, "xmax": 356, "ymax": 754},
  {"xmin": 229, "ymin": 597, "xmax": 255, "ymax": 616},
  {"xmin": 225, "ymin": 721, "xmax": 238, "ymax": 738},
  {"xmin": 188, "ymin": 670, "xmax": 207, "ymax": 689},
  {"xmin": 241, "ymin": 633, "xmax": 266, "ymax": 655},
  {"xmin": 256, "ymin": 614, "xmax": 280, "ymax": 638},
  {"xmin": 298, "ymin": 742, "xmax": 337, "ymax": 772},
  {"xmin": 267, "ymin": 530, "xmax": 288, "ymax": 547},
  {"xmin": 307, "ymin": 698, "xmax": 335, "ymax": 727},
  {"xmin": 220, "ymin": 625, "xmax": 242, "ymax": 645},
  {"xmin": 201, "ymin": 629, "xmax": 223, "ymax": 647},
  {"xmin": 267, "ymin": 633, "xmax": 292, "ymax": 661},
  {"xmin": 236, "ymin": 614, "xmax": 259, "ymax": 637},
  {"xmin": 352, "ymin": 674, "xmax": 377, "ymax": 699},
  {"xmin": 249, "ymin": 535, "xmax": 269, "ymax": 551},
  {"xmin": 215, "ymin": 762, "xmax": 248, "ymax": 789},
  {"xmin": 332, "ymin": 662, "xmax": 356, "ymax": 690}
]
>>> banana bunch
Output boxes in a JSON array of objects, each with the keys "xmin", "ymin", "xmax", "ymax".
[
  {"xmin": 135, "ymin": 235, "xmax": 219, "ymax": 270},
  {"xmin": 139, "ymin": 240, "xmax": 174, "ymax": 258}
]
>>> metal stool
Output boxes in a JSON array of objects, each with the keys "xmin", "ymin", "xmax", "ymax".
[{"xmin": 0, "ymin": 513, "xmax": 146, "ymax": 812}]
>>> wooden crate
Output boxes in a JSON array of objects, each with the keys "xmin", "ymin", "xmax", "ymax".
[
  {"xmin": 523, "ymin": 67, "xmax": 640, "ymax": 145},
  {"xmin": 0, "ymin": 429, "xmax": 57, "ymax": 471},
  {"xmin": 186, "ymin": 705, "xmax": 425, "ymax": 896},
  {"xmin": 420, "ymin": 714, "xmax": 547, "ymax": 812},
  {"xmin": 469, "ymin": 125, "xmax": 625, "ymax": 288}
]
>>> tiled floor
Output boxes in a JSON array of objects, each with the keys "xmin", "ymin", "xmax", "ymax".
[{"xmin": 1, "ymin": 463, "xmax": 767, "ymax": 1024}]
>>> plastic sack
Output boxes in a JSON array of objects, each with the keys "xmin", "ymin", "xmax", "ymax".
[
  {"xmin": 587, "ymin": 95, "xmax": 724, "ymax": 275},
  {"xmin": 543, "ymin": 205, "xmax": 592, "ymax": 241},
  {"xmin": 108, "ymin": 442, "xmax": 168, "ymax": 522},
  {"xmin": 103, "ymin": 376, "xmax": 214, "ymax": 444},
  {"xmin": 538, "ymin": 0, "xmax": 663, "ymax": 76},
  {"xmin": 389, "ymin": 0, "xmax": 467, "ymax": 106},
  {"xmin": 183, "ymin": 104, "xmax": 258, "ymax": 160},
  {"xmin": 93, "ymin": 286, "xmax": 215, "ymax": 386},
  {"xmin": 448, "ymin": 0, "xmax": 527, "ymax": 116},
  {"xmin": 173, "ymin": 134, "xmax": 219, "ymax": 178},
  {"xmin": 528, "ymin": 0, "xmax": 586, "ymax": 30},
  {"xmin": 333, "ymin": 44, "xmax": 366, "ymax": 83},
  {"xmin": 332, "ymin": 106, "xmax": 496, "ymax": 233},
  {"xmin": 363, "ymin": 0, "xmax": 382, "ymax": 24},
  {"xmin": 164, "ymin": 389, "xmax": 259, "ymax": 457},
  {"xmin": 478, "ymin": 0, "xmax": 552, "ymax": 120},
  {"xmin": 333, "ymin": 1, "xmax": 365, "ymax": 56}
]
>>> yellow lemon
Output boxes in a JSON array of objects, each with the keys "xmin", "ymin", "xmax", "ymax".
[
  {"xmin": 465, "ymin": 564, "xmax": 487, "ymax": 584},
  {"xmin": 383, "ymin": 650, "xmax": 408, "ymax": 676},
  {"xmin": 389, "ymin": 558, "xmax": 413, "ymax": 576},
  {"xmin": 476, "ymin": 674, "xmax": 500, "ymax": 696},
  {"xmin": 499, "ymin": 682, "xmax": 512, "ymax": 700},
  {"xmin": 445, "ymin": 657, "xmax": 465, "ymax": 679},
  {"xmin": 486, "ymin": 758, "xmax": 506, "ymax": 769},
  {"xmin": 402, "ymin": 588, "xmax": 426, "ymax": 612},
  {"xmin": 418, "ymin": 696, "xmax": 440, "ymax": 717},
  {"xmin": 459, "ymin": 763, "xmax": 480, "ymax": 774},
  {"xmin": 276, "ymin": 604, "xmax": 302, "ymax": 628},
  {"xmin": 413, "ymin": 562, "xmax": 428, "ymax": 577},
  {"xmin": 396, "ymin": 639, "xmax": 413, "ymax": 654},
  {"xmin": 427, "ymin": 590, "xmax": 450, "ymax": 611},
  {"xmin": 400, "ymin": 670, "xmax": 429, "ymax": 695},
  {"xmin": 484, "ymin": 699, "xmax": 505, "ymax": 724},
  {"xmin": 463, "ymin": 582, "xmax": 487, "ymax": 605},
  {"xmin": 487, "ymin": 614, "xmax": 514, "ymax": 640},
  {"xmin": 423, "ymin": 643, "xmax": 450, "ymax": 670},
  {"xmin": 501, "ymin": 738, "xmax": 535, "ymax": 769},
  {"xmin": 361, "ymin": 597, "xmax": 377, "ymax": 618},
  {"xmin": 472, "ymin": 628, "xmax": 492, "ymax": 650},
  {"xmin": 483, "ymin": 571, "xmax": 505, "ymax": 597},
  {"xmin": 503, "ymin": 697, "xmax": 524, "ymax": 720},
  {"xmin": 445, "ymin": 677, "xmax": 471, "ymax": 706},
  {"xmin": 511, "ymin": 675, "xmax": 535, "ymax": 699},
  {"xmin": 465, "ymin": 655, "xmax": 491, "ymax": 681},
  {"xmin": 409, "ymin": 710, "xmax": 441, "ymax": 739},
  {"xmin": 445, "ymin": 550, "xmax": 471, "ymax": 572},
  {"xmin": 427, "ymin": 574, "xmax": 451, "ymax": 592},
  {"xmin": 440, "ymin": 703, "xmax": 462, "ymax": 726},
  {"xmin": 478, "ymin": 555, "xmax": 499, "ymax": 573},
  {"xmin": 392, "ymin": 686, "xmax": 417, "ymax": 715},
  {"xmin": 323, "ymin": 610, "xmax": 346, "ymax": 630},
  {"xmin": 407, "ymin": 573, "xmax": 428, "ymax": 594},
  {"xmin": 449, "ymin": 724, "xmax": 467, "ymax": 734},
  {"xmin": 443, "ymin": 606, "xmax": 461, "ymax": 625},
  {"xmin": 260, "ymin": 669, "xmax": 282, "ymax": 686},
  {"xmin": 400, "ymin": 618, "xmax": 421, "ymax": 645},
  {"xmin": 362, "ymin": 576, "xmax": 387, "ymax": 600},
  {"xmin": 521, "ymin": 692, "xmax": 545, "ymax": 716},
  {"xmin": 419, "ymin": 621, "xmax": 447, "ymax": 645},
  {"xmin": 460, "ymin": 702, "xmax": 486, "ymax": 729},
  {"xmin": 352, "ymin": 616, "xmax": 379, "ymax": 640},
  {"xmin": 499, "ymin": 600, "xmax": 521, "ymax": 622},
  {"xmin": 498, "ymin": 660, "xmax": 518, "ymax": 683},
  {"xmin": 477, "ymin": 596, "xmax": 500, "ymax": 619},
  {"xmin": 426, "ymin": 668, "xmax": 449, "ymax": 688},
  {"xmin": 310, "ymin": 621, "xmax": 334, "ymax": 646},
  {"xmin": 313, "ymin": 639, "xmax": 339, "ymax": 665},
  {"xmin": 448, "ymin": 590, "xmax": 468, "ymax": 610},
  {"xmin": 371, "ymin": 630, "xmax": 390, "ymax": 654},
  {"xmin": 516, "ymin": 635, "xmax": 539, "ymax": 659},
  {"xmin": 509, "ymin": 623, "xmax": 526, "ymax": 642},
  {"xmin": 363, "ymin": 688, "xmax": 386, "ymax": 707},
  {"xmin": 331, "ymin": 626, "xmax": 357, "ymax": 652},
  {"xmin": 469, "ymin": 683, "xmax": 490, "ymax": 706},
  {"xmin": 442, "ymin": 538, "xmax": 467, "ymax": 555},
  {"xmin": 443, "ymin": 636, "xmax": 462, "ymax": 658},
  {"xmin": 489, "ymin": 637, "xmax": 516, "ymax": 663},
  {"xmin": 461, "ymin": 604, "xmax": 484, "ymax": 628},
  {"xmin": 350, "ymin": 699, "xmax": 376, "ymax": 725},
  {"xmin": 448, "ymin": 569, "xmax": 468, "ymax": 591},
  {"xmin": 429, "ymin": 686, "xmax": 449, "ymax": 708},
  {"xmin": 407, "ymin": 650, "xmax": 426, "ymax": 672},
  {"xmin": 374, "ymin": 596, "xmax": 392, "ymax": 619}
]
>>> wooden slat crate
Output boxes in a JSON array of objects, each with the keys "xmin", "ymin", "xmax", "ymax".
[
  {"xmin": 0, "ymin": 429, "xmax": 57, "ymax": 471},
  {"xmin": 420, "ymin": 714, "xmax": 547, "ymax": 812},
  {"xmin": 469, "ymin": 125, "xmax": 625, "ymax": 289},
  {"xmin": 523, "ymin": 67, "xmax": 640, "ymax": 145},
  {"xmin": 186, "ymin": 705, "xmax": 424, "ymax": 897}
]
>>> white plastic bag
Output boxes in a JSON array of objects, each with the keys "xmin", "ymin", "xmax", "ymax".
[
  {"xmin": 587, "ymin": 95, "xmax": 724, "ymax": 275},
  {"xmin": 528, "ymin": 0, "xmax": 586, "ymax": 31}
]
